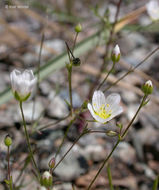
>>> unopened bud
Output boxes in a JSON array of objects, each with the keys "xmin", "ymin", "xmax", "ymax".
[
  {"xmin": 75, "ymin": 23, "xmax": 82, "ymax": 33},
  {"xmin": 4, "ymin": 135, "xmax": 12, "ymax": 147},
  {"xmin": 48, "ymin": 158, "xmax": 55, "ymax": 169},
  {"xmin": 106, "ymin": 130, "xmax": 117, "ymax": 137},
  {"xmin": 111, "ymin": 44, "xmax": 120, "ymax": 62},
  {"xmin": 40, "ymin": 171, "xmax": 53, "ymax": 188},
  {"xmin": 72, "ymin": 57, "xmax": 81, "ymax": 66},
  {"xmin": 142, "ymin": 80, "xmax": 153, "ymax": 95}
]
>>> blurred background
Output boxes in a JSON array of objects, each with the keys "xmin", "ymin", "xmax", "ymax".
[{"xmin": 0, "ymin": 0, "xmax": 159, "ymax": 189}]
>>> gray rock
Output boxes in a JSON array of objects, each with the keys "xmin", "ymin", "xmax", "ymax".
[
  {"xmin": 54, "ymin": 143, "xmax": 88, "ymax": 181},
  {"xmin": 39, "ymin": 81, "xmax": 52, "ymax": 96},
  {"xmin": 127, "ymin": 104, "xmax": 140, "ymax": 124},
  {"xmin": 53, "ymin": 183, "xmax": 72, "ymax": 190},
  {"xmin": 122, "ymin": 91, "xmax": 138, "ymax": 103},
  {"xmin": 114, "ymin": 142, "xmax": 136, "ymax": 164},
  {"xmin": 16, "ymin": 100, "xmax": 44, "ymax": 122},
  {"xmin": 23, "ymin": 53, "xmax": 37, "ymax": 66},
  {"xmin": 59, "ymin": 89, "xmax": 83, "ymax": 108},
  {"xmin": 84, "ymin": 145, "xmax": 106, "ymax": 162},
  {"xmin": 47, "ymin": 91, "xmax": 69, "ymax": 118},
  {"xmin": 35, "ymin": 39, "xmax": 64, "ymax": 58},
  {"xmin": 0, "ymin": 105, "xmax": 16, "ymax": 127},
  {"xmin": 119, "ymin": 32, "xmax": 148, "ymax": 53},
  {"xmin": 124, "ymin": 47, "xmax": 154, "ymax": 71}
]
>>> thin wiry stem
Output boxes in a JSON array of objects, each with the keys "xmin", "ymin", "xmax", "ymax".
[
  {"xmin": 32, "ymin": 32, "xmax": 45, "ymax": 122},
  {"xmin": 7, "ymin": 146, "xmax": 13, "ymax": 190},
  {"xmin": 19, "ymin": 101, "xmax": 40, "ymax": 180},
  {"xmin": 97, "ymin": 61, "xmax": 115, "ymax": 90},
  {"xmin": 53, "ymin": 127, "xmax": 87, "ymax": 172},
  {"xmin": 72, "ymin": 32, "xmax": 78, "ymax": 53},
  {"xmin": 55, "ymin": 116, "xmax": 76, "ymax": 159}
]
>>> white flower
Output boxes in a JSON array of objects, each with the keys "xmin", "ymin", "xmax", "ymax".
[
  {"xmin": 146, "ymin": 0, "xmax": 159, "ymax": 20},
  {"xmin": 87, "ymin": 91, "xmax": 123, "ymax": 124},
  {"xmin": 10, "ymin": 69, "xmax": 37, "ymax": 101}
]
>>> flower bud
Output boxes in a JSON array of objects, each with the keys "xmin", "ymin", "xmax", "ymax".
[
  {"xmin": 142, "ymin": 80, "xmax": 153, "ymax": 95},
  {"xmin": 40, "ymin": 171, "xmax": 53, "ymax": 188},
  {"xmin": 72, "ymin": 57, "xmax": 81, "ymax": 66},
  {"xmin": 106, "ymin": 130, "xmax": 118, "ymax": 137},
  {"xmin": 4, "ymin": 135, "xmax": 12, "ymax": 147},
  {"xmin": 111, "ymin": 44, "xmax": 120, "ymax": 62},
  {"xmin": 48, "ymin": 158, "xmax": 55, "ymax": 169},
  {"xmin": 10, "ymin": 69, "xmax": 37, "ymax": 102},
  {"xmin": 75, "ymin": 23, "xmax": 82, "ymax": 33}
]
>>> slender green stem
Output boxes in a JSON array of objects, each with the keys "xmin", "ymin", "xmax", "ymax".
[
  {"xmin": 72, "ymin": 32, "xmax": 78, "ymax": 53},
  {"xmin": 87, "ymin": 94, "xmax": 147, "ymax": 189},
  {"xmin": 121, "ymin": 94, "xmax": 147, "ymax": 138},
  {"xmin": 107, "ymin": 164, "xmax": 114, "ymax": 190},
  {"xmin": 87, "ymin": 139, "xmax": 120, "ymax": 190},
  {"xmin": 55, "ymin": 116, "xmax": 76, "ymax": 159},
  {"xmin": 97, "ymin": 61, "xmax": 115, "ymax": 90},
  {"xmin": 19, "ymin": 101, "xmax": 40, "ymax": 180},
  {"xmin": 32, "ymin": 32, "xmax": 45, "ymax": 122},
  {"xmin": 68, "ymin": 67, "xmax": 73, "ymax": 116},
  {"xmin": 7, "ymin": 146, "xmax": 13, "ymax": 190},
  {"xmin": 53, "ymin": 130, "xmax": 86, "ymax": 172}
]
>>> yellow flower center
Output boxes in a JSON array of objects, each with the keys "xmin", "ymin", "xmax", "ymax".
[{"xmin": 94, "ymin": 104, "xmax": 112, "ymax": 119}]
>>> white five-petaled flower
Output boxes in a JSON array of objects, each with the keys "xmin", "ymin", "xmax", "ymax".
[
  {"xmin": 146, "ymin": 0, "xmax": 159, "ymax": 20},
  {"xmin": 10, "ymin": 69, "xmax": 37, "ymax": 101},
  {"xmin": 87, "ymin": 91, "xmax": 123, "ymax": 124}
]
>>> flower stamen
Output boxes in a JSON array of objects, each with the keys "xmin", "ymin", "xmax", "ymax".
[{"xmin": 95, "ymin": 104, "xmax": 112, "ymax": 119}]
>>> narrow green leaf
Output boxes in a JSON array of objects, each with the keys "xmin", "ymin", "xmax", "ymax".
[
  {"xmin": 106, "ymin": 164, "xmax": 114, "ymax": 190},
  {"xmin": 152, "ymin": 176, "xmax": 159, "ymax": 190}
]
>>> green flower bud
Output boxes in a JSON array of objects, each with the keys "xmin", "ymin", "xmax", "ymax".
[
  {"xmin": 48, "ymin": 158, "xmax": 55, "ymax": 169},
  {"xmin": 40, "ymin": 171, "xmax": 53, "ymax": 188},
  {"xmin": 106, "ymin": 130, "xmax": 117, "ymax": 137},
  {"xmin": 75, "ymin": 23, "xmax": 82, "ymax": 33},
  {"xmin": 142, "ymin": 80, "xmax": 153, "ymax": 95},
  {"xmin": 111, "ymin": 44, "xmax": 120, "ymax": 62},
  {"xmin": 4, "ymin": 135, "xmax": 12, "ymax": 147}
]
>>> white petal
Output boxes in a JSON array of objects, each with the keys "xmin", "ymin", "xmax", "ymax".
[
  {"xmin": 113, "ymin": 44, "xmax": 120, "ymax": 56},
  {"xmin": 105, "ymin": 93, "xmax": 121, "ymax": 106},
  {"xmin": 28, "ymin": 78, "xmax": 37, "ymax": 91},
  {"xmin": 92, "ymin": 90, "xmax": 106, "ymax": 112},
  {"xmin": 22, "ymin": 70, "xmax": 34, "ymax": 81},
  {"xmin": 10, "ymin": 69, "xmax": 21, "ymax": 92},
  {"xmin": 88, "ymin": 103, "xmax": 108, "ymax": 124},
  {"xmin": 108, "ymin": 106, "xmax": 123, "ymax": 121}
]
